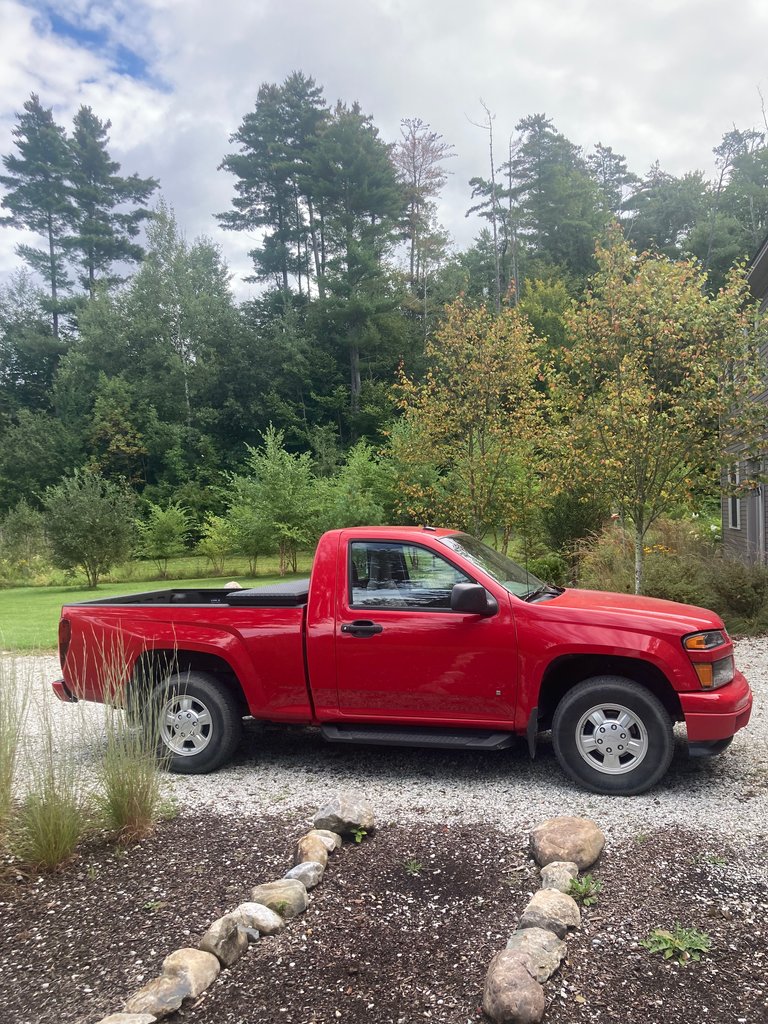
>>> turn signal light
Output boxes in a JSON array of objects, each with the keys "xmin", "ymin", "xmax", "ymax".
[
  {"xmin": 693, "ymin": 655, "xmax": 734, "ymax": 690},
  {"xmin": 684, "ymin": 631, "xmax": 726, "ymax": 651}
]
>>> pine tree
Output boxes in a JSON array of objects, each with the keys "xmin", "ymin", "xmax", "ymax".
[
  {"xmin": 65, "ymin": 106, "xmax": 158, "ymax": 296},
  {"xmin": 313, "ymin": 101, "xmax": 405, "ymax": 413},
  {"xmin": 504, "ymin": 114, "xmax": 604, "ymax": 280},
  {"xmin": 587, "ymin": 143, "xmax": 638, "ymax": 217},
  {"xmin": 0, "ymin": 94, "xmax": 73, "ymax": 338},
  {"xmin": 623, "ymin": 162, "xmax": 707, "ymax": 258},
  {"xmin": 219, "ymin": 74, "xmax": 329, "ymax": 295}
]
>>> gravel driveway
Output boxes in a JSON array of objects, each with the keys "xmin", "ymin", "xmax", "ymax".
[{"xmin": 6, "ymin": 639, "xmax": 767, "ymax": 855}]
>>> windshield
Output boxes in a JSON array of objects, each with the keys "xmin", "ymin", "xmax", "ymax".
[{"xmin": 438, "ymin": 533, "xmax": 548, "ymax": 599}]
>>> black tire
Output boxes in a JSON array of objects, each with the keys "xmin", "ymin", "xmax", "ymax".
[
  {"xmin": 552, "ymin": 676, "xmax": 674, "ymax": 795},
  {"xmin": 152, "ymin": 671, "xmax": 243, "ymax": 775}
]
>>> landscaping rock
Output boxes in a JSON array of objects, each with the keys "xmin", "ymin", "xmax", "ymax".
[
  {"xmin": 199, "ymin": 913, "xmax": 248, "ymax": 967},
  {"xmin": 308, "ymin": 828, "xmax": 343, "ymax": 851},
  {"xmin": 313, "ymin": 793, "xmax": 375, "ymax": 835},
  {"xmin": 250, "ymin": 878, "xmax": 308, "ymax": 919},
  {"xmin": 505, "ymin": 927, "xmax": 567, "ymax": 983},
  {"xmin": 483, "ymin": 949, "xmax": 545, "ymax": 1023},
  {"xmin": 162, "ymin": 947, "xmax": 220, "ymax": 996},
  {"xmin": 530, "ymin": 817, "xmax": 605, "ymax": 870},
  {"xmin": 540, "ymin": 860, "xmax": 579, "ymax": 893},
  {"xmin": 231, "ymin": 901, "xmax": 285, "ymax": 935},
  {"xmin": 294, "ymin": 833, "xmax": 329, "ymax": 867},
  {"xmin": 285, "ymin": 860, "xmax": 325, "ymax": 889},
  {"xmin": 96, "ymin": 1015, "xmax": 158, "ymax": 1024},
  {"xmin": 124, "ymin": 973, "xmax": 191, "ymax": 1018},
  {"xmin": 519, "ymin": 889, "xmax": 581, "ymax": 939}
]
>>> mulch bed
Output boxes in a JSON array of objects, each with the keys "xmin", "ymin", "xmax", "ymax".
[{"xmin": 1, "ymin": 813, "xmax": 766, "ymax": 1024}]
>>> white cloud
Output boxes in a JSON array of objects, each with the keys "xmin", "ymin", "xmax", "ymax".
[{"xmin": 2, "ymin": 0, "xmax": 768, "ymax": 295}]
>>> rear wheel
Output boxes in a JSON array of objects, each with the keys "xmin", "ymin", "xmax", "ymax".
[
  {"xmin": 552, "ymin": 676, "xmax": 674, "ymax": 795},
  {"xmin": 153, "ymin": 671, "xmax": 242, "ymax": 774}
]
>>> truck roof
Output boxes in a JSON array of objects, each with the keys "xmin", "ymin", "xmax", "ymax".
[{"xmin": 335, "ymin": 525, "xmax": 460, "ymax": 539}]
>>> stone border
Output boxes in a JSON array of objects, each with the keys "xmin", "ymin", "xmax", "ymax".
[
  {"xmin": 93, "ymin": 793, "xmax": 375, "ymax": 1024},
  {"xmin": 483, "ymin": 816, "xmax": 606, "ymax": 1024}
]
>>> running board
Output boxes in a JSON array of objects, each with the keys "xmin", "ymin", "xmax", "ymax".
[{"xmin": 320, "ymin": 724, "xmax": 514, "ymax": 750}]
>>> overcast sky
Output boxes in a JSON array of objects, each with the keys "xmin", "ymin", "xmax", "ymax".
[{"xmin": 2, "ymin": 0, "xmax": 768, "ymax": 299}]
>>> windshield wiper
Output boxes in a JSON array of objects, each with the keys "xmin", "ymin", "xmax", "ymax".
[{"xmin": 523, "ymin": 584, "xmax": 564, "ymax": 603}]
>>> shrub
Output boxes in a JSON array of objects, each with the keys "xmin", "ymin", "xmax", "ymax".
[
  {"xmin": 528, "ymin": 552, "xmax": 570, "ymax": 587},
  {"xmin": 197, "ymin": 514, "xmax": 235, "ymax": 575},
  {"xmin": 42, "ymin": 469, "xmax": 135, "ymax": 587},
  {"xmin": 642, "ymin": 554, "xmax": 717, "ymax": 610},
  {"xmin": 578, "ymin": 517, "xmax": 768, "ymax": 630},
  {"xmin": 541, "ymin": 490, "xmax": 609, "ymax": 553},
  {"xmin": 0, "ymin": 499, "xmax": 52, "ymax": 585},
  {"xmin": 578, "ymin": 523, "xmax": 634, "ymax": 594},
  {"xmin": 709, "ymin": 560, "xmax": 768, "ymax": 618},
  {"xmin": 135, "ymin": 502, "xmax": 191, "ymax": 578}
]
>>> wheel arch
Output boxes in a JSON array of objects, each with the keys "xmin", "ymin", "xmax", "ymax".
[
  {"xmin": 130, "ymin": 648, "xmax": 250, "ymax": 717},
  {"xmin": 537, "ymin": 654, "xmax": 682, "ymax": 729}
]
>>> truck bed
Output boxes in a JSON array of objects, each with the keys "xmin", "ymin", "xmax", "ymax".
[{"xmin": 67, "ymin": 578, "xmax": 312, "ymax": 608}]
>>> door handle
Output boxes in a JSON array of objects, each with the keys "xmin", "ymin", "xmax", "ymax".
[{"xmin": 341, "ymin": 620, "xmax": 383, "ymax": 638}]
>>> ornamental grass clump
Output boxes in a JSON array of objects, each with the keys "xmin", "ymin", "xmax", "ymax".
[
  {"xmin": 11, "ymin": 698, "xmax": 91, "ymax": 870},
  {"xmin": 95, "ymin": 651, "xmax": 168, "ymax": 841},
  {"xmin": 98, "ymin": 705, "xmax": 167, "ymax": 840},
  {"xmin": 0, "ymin": 659, "xmax": 28, "ymax": 842}
]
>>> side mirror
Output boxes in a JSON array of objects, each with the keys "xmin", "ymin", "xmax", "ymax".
[{"xmin": 451, "ymin": 583, "xmax": 498, "ymax": 616}]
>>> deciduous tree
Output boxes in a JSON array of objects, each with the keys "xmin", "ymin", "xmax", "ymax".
[
  {"xmin": 390, "ymin": 298, "xmax": 543, "ymax": 547},
  {"xmin": 552, "ymin": 228, "xmax": 766, "ymax": 592}
]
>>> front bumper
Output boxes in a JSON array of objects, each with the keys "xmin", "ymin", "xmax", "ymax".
[
  {"xmin": 51, "ymin": 678, "xmax": 78, "ymax": 703},
  {"xmin": 680, "ymin": 669, "xmax": 752, "ymax": 742}
]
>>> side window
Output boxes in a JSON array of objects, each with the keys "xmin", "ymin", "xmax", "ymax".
[{"xmin": 349, "ymin": 541, "xmax": 471, "ymax": 611}]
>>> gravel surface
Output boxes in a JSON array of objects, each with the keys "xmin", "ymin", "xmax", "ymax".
[
  {"xmin": 2, "ymin": 642, "xmax": 767, "ymax": 1024},
  {"xmin": 6, "ymin": 638, "xmax": 767, "ymax": 853}
]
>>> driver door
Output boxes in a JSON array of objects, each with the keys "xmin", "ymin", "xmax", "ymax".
[{"xmin": 334, "ymin": 538, "xmax": 516, "ymax": 724}]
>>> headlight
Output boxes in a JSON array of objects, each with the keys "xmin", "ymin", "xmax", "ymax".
[
  {"xmin": 683, "ymin": 630, "xmax": 726, "ymax": 651},
  {"xmin": 692, "ymin": 655, "xmax": 734, "ymax": 690}
]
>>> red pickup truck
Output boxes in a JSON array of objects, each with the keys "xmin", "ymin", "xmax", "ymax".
[{"xmin": 52, "ymin": 526, "xmax": 752, "ymax": 795}]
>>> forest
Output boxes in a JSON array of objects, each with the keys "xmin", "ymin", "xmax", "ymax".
[{"xmin": 1, "ymin": 72, "xmax": 767, "ymax": 601}]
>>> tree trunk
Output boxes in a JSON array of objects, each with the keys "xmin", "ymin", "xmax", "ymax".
[
  {"xmin": 350, "ymin": 344, "xmax": 361, "ymax": 414},
  {"xmin": 307, "ymin": 198, "xmax": 325, "ymax": 299},
  {"xmin": 482, "ymin": 103, "xmax": 501, "ymax": 315},
  {"xmin": 633, "ymin": 522, "xmax": 644, "ymax": 595},
  {"xmin": 277, "ymin": 205, "xmax": 289, "ymax": 293},
  {"xmin": 48, "ymin": 211, "xmax": 59, "ymax": 340}
]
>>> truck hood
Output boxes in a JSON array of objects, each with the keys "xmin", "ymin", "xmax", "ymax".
[{"xmin": 545, "ymin": 587, "xmax": 723, "ymax": 635}]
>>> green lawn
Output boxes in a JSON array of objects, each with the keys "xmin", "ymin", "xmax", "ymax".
[{"xmin": 0, "ymin": 566, "xmax": 311, "ymax": 653}]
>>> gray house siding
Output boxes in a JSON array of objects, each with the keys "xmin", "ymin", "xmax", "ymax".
[{"xmin": 720, "ymin": 237, "xmax": 768, "ymax": 564}]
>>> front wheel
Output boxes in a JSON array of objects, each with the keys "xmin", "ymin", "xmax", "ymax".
[
  {"xmin": 552, "ymin": 676, "xmax": 674, "ymax": 795},
  {"xmin": 153, "ymin": 671, "xmax": 243, "ymax": 774}
]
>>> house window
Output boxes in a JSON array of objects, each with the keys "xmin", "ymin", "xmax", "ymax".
[{"xmin": 728, "ymin": 465, "xmax": 741, "ymax": 530}]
